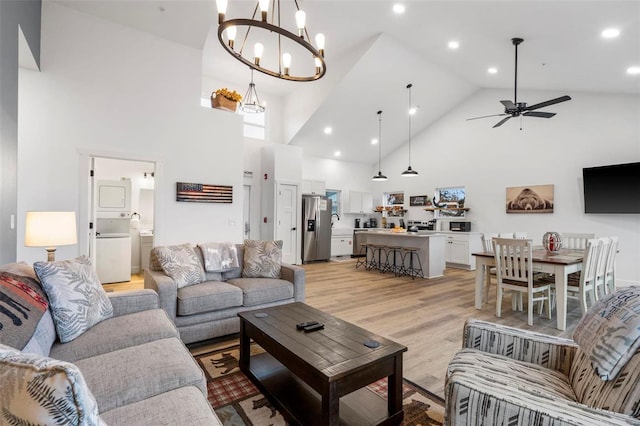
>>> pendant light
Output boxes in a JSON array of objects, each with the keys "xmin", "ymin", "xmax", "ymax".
[
  {"xmin": 401, "ymin": 83, "xmax": 419, "ymax": 177},
  {"xmin": 372, "ymin": 110, "xmax": 387, "ymax": 181},
  {"xmin": 240, "ymin": 69, "xmax": 265, "ymax": 113}
]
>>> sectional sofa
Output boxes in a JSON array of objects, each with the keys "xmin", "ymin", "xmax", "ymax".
[{"xmin": 0, "ymin": 261, "xmax": 220, "ymax": 425}]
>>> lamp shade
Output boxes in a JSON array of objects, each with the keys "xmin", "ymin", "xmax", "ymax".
[{"xmin": 25, "ymin": 211, "xmax": 77, "ymax": 247}]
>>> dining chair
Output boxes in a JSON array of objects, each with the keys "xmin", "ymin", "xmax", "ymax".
[
  {"xmin": 604, "ymin": 236, "xmax": 619, "ymax": 295},
  {"xmin": 560, "ymin": 232, "xmax": 595, "ymax": 249},
  {"xmin": 481, "ymin": 233, "xmax": 499, "ymax": 303},
  {"xmin": 565, "ymin": 238, "xmax": 601, "ymax": 315},
  {"xmin": 514, "ymin": 232, "xmax": 527, "ymax": 239},
  {"xmin": 493, "ymin": 238, "xmax": 552, "ymax": 326},
  {"xmin": 594, "ymin": 237, "xmax": 612, "ymax": 300},
  {"xmin": 498, "ymin": 233, "xmax": 514, "ymax": 238}
]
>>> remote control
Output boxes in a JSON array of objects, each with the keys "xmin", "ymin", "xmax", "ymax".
[
  {"xmin": 303, "ymin": 323, "xmax": 324, "ymax": 333},
  {"xmin": 296, "ymin": 321, "xmax": 318, "ymax": 330}
]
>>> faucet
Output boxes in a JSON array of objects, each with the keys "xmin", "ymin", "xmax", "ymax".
[{"xmin": 332, "ymin": 213, "xmax": 340, "ymax": 221}]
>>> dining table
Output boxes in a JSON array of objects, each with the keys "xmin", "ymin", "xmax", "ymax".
[{"xmin": 472, "ymin": 247, "xmax": 585, "ymax": 331}]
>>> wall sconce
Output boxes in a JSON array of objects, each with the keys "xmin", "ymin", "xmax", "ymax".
[{"xmin": 25, "ymin": 211, "xmax": 78, "ymax": 261}]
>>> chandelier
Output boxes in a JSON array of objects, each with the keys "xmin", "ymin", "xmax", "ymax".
[
  {"xmin": 241, "ymin": 69, "xmax": 265, "ymax": 113},
  {"xmin": 216, "ymin": 0, "xmax": 326, "ymax": 82}
]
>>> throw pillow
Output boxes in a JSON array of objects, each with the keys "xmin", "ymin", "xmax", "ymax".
[
  {"xmin": 242, "ymin": 240, "xmax": 283, "ymax": 279},
  {"xmin": 148, "ymin": 247, "xmax": 164, "ymax": 271},
  {"xmin": 155, "ymin": 244, "xmax": 205, "ymax": 288},
  {"xmin": 0, "ymin": 269, "xmax": 49, "ymax": 350},
  {"xmin": 573, "ymin": 286, "xmax": 640, "ymax": 380},
  {"xmin": 198, "ymin": 242, "xmax": 239, "ymax": 272},
  {"xmin": 0, "ymin": 343, "xmax": 105, "ymax": 426},
  {"xmin": 34, "ymin": 256, "xmax": 113, "ymax": 343}
]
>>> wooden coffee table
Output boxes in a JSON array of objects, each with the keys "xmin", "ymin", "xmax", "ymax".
[{"xmin": 238, "ymin": 302, "xmax": 407, "ymax": 426}]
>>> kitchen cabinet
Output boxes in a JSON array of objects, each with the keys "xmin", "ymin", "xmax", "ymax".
[
  {"xmin": 331, "ymin": 235, "xmax": 353, "ymax": 257},
  {"xmin": 348, "ymin": 191, "xmax": 372, "ymax": 214},
  {"xmin": 443, "ymin": 232, "xmax": 483, "ymax": 270},
  {"xmin": 301, "ymin": 180, "xmax": 325, "ymax": 195}
]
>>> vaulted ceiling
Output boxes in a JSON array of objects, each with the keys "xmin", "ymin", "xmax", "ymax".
[{"xmin": 54, "ymin": 0, "xmax": 640, "ymax": 164}]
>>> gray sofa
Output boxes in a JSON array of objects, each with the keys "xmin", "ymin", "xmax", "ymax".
[
  {"xmin": 144, "ymin": 243, "xmax": 306, "ymax": 344},
  {"xmin": 0, "ymin": 261, "xmax": 220, "ymax": 425}
]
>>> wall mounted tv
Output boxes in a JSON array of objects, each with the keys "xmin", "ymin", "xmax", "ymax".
[{"xmin": 583, "ymin": 162, "xmax": 640, "ymax": 214}]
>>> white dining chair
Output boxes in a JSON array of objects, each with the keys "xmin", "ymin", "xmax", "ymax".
[
  {"xmin": 513, "ymin": 232, "xmax": 527, "ymax": 239},
  {"xmin": 493, "ymin": 238, "xmax": 552, "ymax": 326},
  {"xmin": 594, "ymin": 237, "xmax": 612, "ymax": 299},
  {"xmin": 604, "ymin": 236, "xmax": 619, "ymax": 295},
  {"xmin": 498, "ymin": 233, "xmax": 514, "ymax": 238},
  {"xmin": 566, "ymin": 238, "xmax": 601, "ymax": 315},
  {"xmin": 560, "ymin": 233, "xmax": 595, "ymax": 249},
  {"xmin": 482, "ymin": 233, "xmax": 499, "ymax": 303}
]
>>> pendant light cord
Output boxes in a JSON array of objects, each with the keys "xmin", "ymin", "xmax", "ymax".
[
  {"xmin": 378, "ymin": 110, "xmax": 382, "ymax": 172},
  {"xmin": 407, "ymin": 84, "xmax": 412, "ymax": 160}
]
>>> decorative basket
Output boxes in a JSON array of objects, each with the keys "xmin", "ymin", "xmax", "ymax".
[
  {"xmin": 543, "ymin": 231, "xmax": 562, "ymax": 254},
  {"xmin": 211, "ymin": 94, "xmax": 238, "ymax": 112}
]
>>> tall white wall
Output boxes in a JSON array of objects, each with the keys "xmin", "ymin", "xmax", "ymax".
[
  {"xmin": 17, "ymin": 3, "xmax": 244, "ymax": 263},
  {"xmin": 370, "ymin": 88, "xmax": 640, "ymax": 284}
]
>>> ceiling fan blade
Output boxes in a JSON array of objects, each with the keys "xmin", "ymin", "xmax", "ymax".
[
  {"xmin": 523, "ymin": 111, "xmax": 556, "ymax": 118},
  {"xmin": 525, "ymin": 95, "xmax": 571, "ymax": 111},
  {"xmin": 500, "ymin": 100, "xmax": 517, "ymax": 110},
  {"xmin": 467, "ymin": 113, "xmax": 509, "ymax": 121},
  {"xmin": 493, "ymin": 116, "xmax": 512, "ymax": 128}
]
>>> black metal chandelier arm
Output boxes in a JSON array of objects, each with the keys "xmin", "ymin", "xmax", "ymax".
[{"xmin": 218, "ymin": 19, "xmax": 326, "ymax": 82}]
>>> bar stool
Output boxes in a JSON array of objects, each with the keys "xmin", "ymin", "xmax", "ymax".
[
  {"xmin": 369, "ymin": 244, "xmax": 387, "ymax": 273},
  {"xmin": 366, "ymin": 244, "xmax": 381, "ymax": 271},
  {"xmin": 354, "ymin": 243, "xmax": 368, "ymax": 270},
  {"xmin": 402, "ymin": 247, "xmax": 424, "ymax": 279},
  {"xmin": 385, "ymin": 246, "xmax": 403, "ymax": 276}
]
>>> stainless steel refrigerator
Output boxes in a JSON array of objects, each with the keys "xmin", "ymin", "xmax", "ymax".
[{"xmin": 302, "ymin": 195, "xmax": 332, "ymax": 263}]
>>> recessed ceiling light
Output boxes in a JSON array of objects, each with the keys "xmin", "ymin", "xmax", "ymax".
[
  {"xmin": 334, "ymin": 151, "xmax": 341, "ymax": 157},
  {"xmin": 487, "ymin": 67, "xmax": 498, "ymax": 74},
  {"xmin": 371, "ymin": 138, "xmax": 378, "ymax": 145},
  {"xmin": 601, "ymin": 28, "xmax": 620, "ymax": 39},
  {"xmin": 627, "ymin": 66, "xmax": 640, "ymax": 75},
  {"xmin": 323, "ymin": 126, "xmax": 332, "ymax": 135},
  {"xmin": 392, "ymin": 4, "xmax": 405, "ymax": 14},
  {"xmin": 408, "ymin": 107, "xmax": 417, "ymax": 115},
  {"xmin": 448, "ymin": 40, "xmax": 460, "ymax": 50}
]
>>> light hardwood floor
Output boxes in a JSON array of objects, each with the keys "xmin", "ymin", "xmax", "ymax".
[{"xmin": 106, "ymin": 260, "xmax": 582, "ymax": 397}]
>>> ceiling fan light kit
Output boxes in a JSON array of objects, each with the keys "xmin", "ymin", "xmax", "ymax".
[
  {"xmin": 467, "ymin": 37, "xmax": 571, "ymax": 129},
  {"xmin": 402, "ymin": 83, "xmax": 419, "ymax": 177},
  {"xmin": 216, "ymin": 0, "xmax": 326, "ymax": 82},
  {"xmin": 372, "ymin": 110, "xmax": 388, "ymax": 181}
]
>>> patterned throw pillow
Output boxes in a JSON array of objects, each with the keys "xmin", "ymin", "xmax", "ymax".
[
  {"xmin": 0, "ymin": 343, "xmax": 105, "ymax": 426},
  {"xmin": 155, "ymin": 244, "xmax": 205, "ymax": 288},
  {"xmin": 242, "ymin": 240, "xmax": 283, "ymax": 279},
  {"xmin": 0, "ymin": 270, "xmax": 49, "ymax": 350},
  {"xmin": 34, "ymin": 257, "xmax": 113, "ymax": 343},
  {"xmin": 573, "ymin": 286, "xmax": 640, "ymax": 380}
]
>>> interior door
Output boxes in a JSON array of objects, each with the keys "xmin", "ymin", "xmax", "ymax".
[{"xmin": 277, "ymin": 184, "xmax": 298, "ymax": 264}]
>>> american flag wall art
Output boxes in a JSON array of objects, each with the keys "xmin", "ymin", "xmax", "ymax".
[{"xmin": 176, "ymin": 182, "xmax": 233, "ymax": 203}]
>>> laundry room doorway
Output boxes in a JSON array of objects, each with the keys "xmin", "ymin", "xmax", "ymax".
[{"xmin": 81, "ymin": 155, "xmax": 157, "ymax": 284}]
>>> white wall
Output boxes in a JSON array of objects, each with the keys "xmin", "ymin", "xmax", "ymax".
[
  {"xmin": 368, "ymin": 88, "xmax": 640, "ymax": 284},
  {"xmin": 17, "ymin": 3, "xmax": 244, "ymax": 263}
]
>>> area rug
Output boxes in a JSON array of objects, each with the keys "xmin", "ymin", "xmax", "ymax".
[{"xmin": 195, "ymin": 344, "xmax": 444, "ymax": 426}]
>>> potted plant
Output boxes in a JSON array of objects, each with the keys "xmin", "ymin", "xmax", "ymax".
[{"xmin": 211, "ymin": 88, "xmax": 242, "ymax": 112}]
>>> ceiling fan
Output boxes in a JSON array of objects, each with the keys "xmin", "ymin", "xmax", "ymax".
[{"xmin": 467, "ymin": 37, "xmax": 571, "ymax": 128}]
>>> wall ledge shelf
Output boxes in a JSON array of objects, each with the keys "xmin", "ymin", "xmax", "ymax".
[{"xmin": 424, "ymin": 207, "xmax": 470, "ymax": 211}]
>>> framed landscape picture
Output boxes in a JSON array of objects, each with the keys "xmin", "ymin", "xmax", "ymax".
[{"xmin": 506, "ymin": 184, "xmax": 554, "ymax": 213}]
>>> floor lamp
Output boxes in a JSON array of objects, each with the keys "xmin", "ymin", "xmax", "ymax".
[{"xmin": 25, "ymin": 211, "xmax": 78, "ymax": 262}]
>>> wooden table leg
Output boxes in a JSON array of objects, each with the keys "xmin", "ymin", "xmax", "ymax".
[
  {"xmin": 388, "ymin": 354, "xmax": 403, "ymax": 418},
  {"xmin": 239, "ymin": 320, "xmax": 250, "ymax": 372},
  {"xmin": 322, "ymin": 381, "xmax": 339, "ymax": 425}
]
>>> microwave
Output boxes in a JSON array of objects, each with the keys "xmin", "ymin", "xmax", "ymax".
[{"xmin": 449, "ymin": 221, "xmax": 471, "ymax": 232}]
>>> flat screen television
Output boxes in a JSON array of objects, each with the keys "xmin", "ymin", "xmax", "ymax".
[{"xmin": 583, "ymin": 162, "xmax": 640, "ymax": 214}]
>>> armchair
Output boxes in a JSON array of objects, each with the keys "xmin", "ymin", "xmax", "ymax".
[{"xmin": 445, "ymin": 291, "xmax": 640, "ymax": 426}]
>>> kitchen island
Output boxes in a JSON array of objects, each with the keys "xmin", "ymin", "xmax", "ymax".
[{"xmin": 360, "ymin": 231, "xmax": 446, "ymax": 278}]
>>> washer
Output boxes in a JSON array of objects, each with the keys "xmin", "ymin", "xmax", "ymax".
[{"xmin": 96, "ymin": 233, "xmax": 131, "ymax": 284}]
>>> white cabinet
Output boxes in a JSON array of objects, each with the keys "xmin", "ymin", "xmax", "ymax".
[
  {"xmin": 444, "ymin": 232, "xmax": 483, "ymax": 270},
  {"xmin": 301, "ymin": 180, "xmax": 325, "ymax": 195},
  {"xmin": 140, "ymin": 234, "xmax": 154, "ymax": 271},
  {"xmin": 348, "ymin": 191, "xmax": 372, "ymax": 214},
  {"xmin": 331, "ymin": 235, "xmax": 353, "ymax": 257}
]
